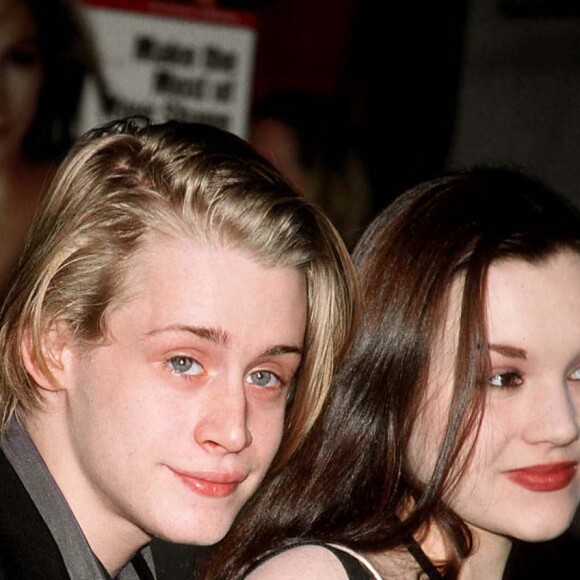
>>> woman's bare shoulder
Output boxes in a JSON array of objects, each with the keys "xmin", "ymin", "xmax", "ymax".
[{"xmin": 245, "ymin": 545, "xmax": 350, "ymax": 580}]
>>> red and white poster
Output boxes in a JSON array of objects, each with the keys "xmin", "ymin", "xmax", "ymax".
[{"xmin": 78, "ymin": 0, "xmax": 258, "ymax": 137}]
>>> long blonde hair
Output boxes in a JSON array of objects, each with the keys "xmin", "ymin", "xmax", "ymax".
[{"xmin": 0, "ymin": 119, "xmax": 359, "ymax": 467}]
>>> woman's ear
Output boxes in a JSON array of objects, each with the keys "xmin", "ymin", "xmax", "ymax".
[{"xmin": 21, "ymin": 321, "xmax": 73, "ymax": 392}]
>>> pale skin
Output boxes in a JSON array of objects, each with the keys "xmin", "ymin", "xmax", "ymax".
[
  {"xmin": 22, "ymin": 234, "xmax": 307, "ymax": 576},
  {"xmin": 248, "ymin": 251, "xmax": 580, "ymax": 580},
  {"xmin": 0, "ymin": 0, "xmax": 54, "ymax": 282}
]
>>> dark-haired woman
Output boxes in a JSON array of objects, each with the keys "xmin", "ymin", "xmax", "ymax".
[
  {"xmin": 201, "ymin": 167, "xmax": 580, "ymax": 579},
  {"xmin": 0, "ymin": 0, "xmax": 101, "ymax": 283}
]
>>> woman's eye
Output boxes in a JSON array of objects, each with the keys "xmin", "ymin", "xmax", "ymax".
[
  {"xmin": 167, "ymin": 356, "xmax": 203, "ymax": 376},
  {"xmin": 6, "ymin": 46, "xmax": 41, "ymax": 67},
  {"xmin": 487, "ymin": 371, "xmax": 524, "ymax": 389},
  {"xmin": 568, "ymin": 367, "xmax": 580, "ymax": 381},
  {"xmin": 247, "ymin": 370, "xmax": 281, "ymax": 388}
]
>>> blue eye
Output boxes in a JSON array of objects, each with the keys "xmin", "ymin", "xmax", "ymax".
[
  {"xmin": 168, "ymin": 356, "xmax": 203, "ymax": 376},
  {"xmin": 247, "ymin": 370, "xmax": 280, "ymax": 388},
  {"xmin": 487, "ymin": 371, "xmax": 523, "ymax": 389}
]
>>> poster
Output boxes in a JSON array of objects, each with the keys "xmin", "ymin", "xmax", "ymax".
[{"xmin": 78, "ymin": 0, "xmax": 258, "ymax": 137}]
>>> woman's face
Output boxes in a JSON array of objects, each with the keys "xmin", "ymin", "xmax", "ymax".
[
  {"xmin": 249, "ymin": 118, "xmax": 310, "ymax": 195},
  {"xmin": 0, "ymin": 0, "xmax": 44, "ymax": 161},
  {"xmin": 408, "ymin": 251, "xmax": 580, "ymax": 544}
]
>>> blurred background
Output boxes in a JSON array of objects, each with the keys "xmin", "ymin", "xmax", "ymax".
[
  {"xmin": 2, "ymin": 0, "xmax": 580, "ymax": 576},
  {"xmin": 5, "ymin": 0, "xmax": 580, "ymax": 274}
]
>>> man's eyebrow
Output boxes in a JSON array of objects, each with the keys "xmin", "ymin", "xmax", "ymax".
[
  {"xmin": 261, "ymin": 345, "xmax": 303, "ymax": 358},
  {"xmin": 142, "ymin": 325, "xmax": 303, "ymax": 356},
  {"xmin": 143, "ymin": 324, "xmax": 230, "ymax": 345},
  {"xmin": 489, "ymin": 344, "xmax": 527, "ymax": 360}
]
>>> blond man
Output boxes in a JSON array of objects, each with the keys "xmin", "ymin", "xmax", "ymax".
[{"xmin": 0, "ymin": 119, "xmax": 357, "ymax": 579}]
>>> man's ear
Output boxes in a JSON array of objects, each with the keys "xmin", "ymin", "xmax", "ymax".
[{"xmin": 21, "ymin": 321, "xmax": 73, "ymax": 392}]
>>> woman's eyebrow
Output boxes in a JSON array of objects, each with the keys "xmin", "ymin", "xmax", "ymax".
[{"xmin": 489, "ymin": 344, "xmax": 527, "ymax": 360}]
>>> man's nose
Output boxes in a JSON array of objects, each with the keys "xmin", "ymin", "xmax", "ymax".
[{"xmin": 194, "ymin": 376, "xmax": 252, "ymax": 454}]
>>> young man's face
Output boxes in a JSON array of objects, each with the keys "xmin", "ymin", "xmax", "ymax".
[{"xmin": 43, "ymin": 234, "xmax": 307, "ymax": 565}]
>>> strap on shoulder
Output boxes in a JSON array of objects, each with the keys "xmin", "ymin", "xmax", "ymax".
[
  {"xmin": 323, "ymin": 544, "xmax": 373, "ymax": 580},
  {"xmin": 250, "ymin": 541, "xmax": 372, "ymax": 580}
]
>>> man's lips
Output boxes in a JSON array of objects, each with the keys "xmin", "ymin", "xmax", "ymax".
[
  {"xmin": 169, "ymin": 467, "xmax": 248, "ymax": 498},
  {"xmin": 506, "ymin": 462, "xmax": 578, "ymax": 492}
]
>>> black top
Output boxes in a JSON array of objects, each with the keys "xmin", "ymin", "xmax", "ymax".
[
  {"xmin": 0, "ymin": 447, "xmax": 70, "ymax": 579},
  {"xmin": 248, "ymin": 532, "xmax": 580, "ymax": 579},
  {"xmin": 504, "ymin": 533, "xmax": 580, "ymax": 580},
  {"xmin": 0, "ymin": 421, "xmax": 156, "ymax": 580}
]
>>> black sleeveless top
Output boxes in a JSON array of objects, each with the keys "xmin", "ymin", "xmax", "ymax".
[{"xmin": 250, "ymin": 539, "xmax": 444, "ymax": 579}]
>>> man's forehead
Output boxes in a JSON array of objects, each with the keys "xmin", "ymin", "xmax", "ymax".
[{"xmin": 105, "ymin": 231, "xmax": 306, "ymax": 331}]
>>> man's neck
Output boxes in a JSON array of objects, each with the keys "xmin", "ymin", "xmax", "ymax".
[{"xmin": 23, "ymin": 413, "xmax": 152, "ymax": 576}]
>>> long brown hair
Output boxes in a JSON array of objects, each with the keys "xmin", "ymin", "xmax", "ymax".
[
  {"xmin": 200, "ymin": 167, "xmax": 580, "ymax": 579},
  {"xmin": 20, "ymin": 0, "xmax": 105, "ymax": 160}
]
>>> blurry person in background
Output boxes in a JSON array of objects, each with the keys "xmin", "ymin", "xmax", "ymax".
[
  {"xmin": 0, "ymin": 0, "xmax": 103, "ymax": 285},
  {"xmin": 250, "ymin": 91, "xmax": 373, "ymax": 249}
]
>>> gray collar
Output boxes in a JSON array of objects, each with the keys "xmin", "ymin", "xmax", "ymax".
[{"xmin": 1, "ymin": 419, "xmax": 155, "ymax": 579}]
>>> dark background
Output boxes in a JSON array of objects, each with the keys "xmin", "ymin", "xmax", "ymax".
[{"xmin": 249, "ymin": 0, "xmax": 580, "ymax": 214}]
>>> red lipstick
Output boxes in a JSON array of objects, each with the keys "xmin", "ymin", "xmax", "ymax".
[
  {"xmin": 506, "ymin": 462, "xmax": 577, "ymax": 492},
  {"xmin": 170, "ymin": 468, "xmax": 246, "ymax": 498}
]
